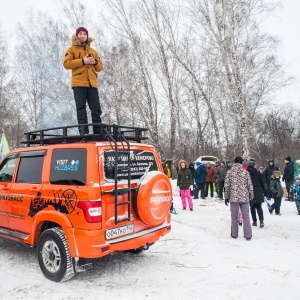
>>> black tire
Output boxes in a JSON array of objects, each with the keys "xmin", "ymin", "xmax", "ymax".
[{"xmin": 38, "ymin": 227, "xmax": 75, "ymax": 282}]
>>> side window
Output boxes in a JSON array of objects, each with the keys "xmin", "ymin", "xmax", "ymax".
[
  {"xmin": 50, "ymin": 149, "xmax": 87, "ymax": 185},
  {"xmin": 103, "ymin": 150, "xmax": 158, "ymax": 181},
  {"xmin": 0, "ymin": 156, "xmax": 17, "ymax": 182},
  {"xmin": 16, "ymin": 156, "xmax": 44, "ymax": 184}
]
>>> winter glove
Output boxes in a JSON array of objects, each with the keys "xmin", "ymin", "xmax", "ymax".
[{"xmin": 225, "ymin": 199, "xmax": 229, "ymax": 206}]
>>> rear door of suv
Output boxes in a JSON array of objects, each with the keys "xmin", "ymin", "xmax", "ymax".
[{"xmin": 100, "ymin": 146, "xmax": 161, "ymax": 237}]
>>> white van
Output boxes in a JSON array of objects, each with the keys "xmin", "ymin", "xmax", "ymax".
[{"xmin": 195, "ymin": 156, "xmax": 218, "ymax": 166}]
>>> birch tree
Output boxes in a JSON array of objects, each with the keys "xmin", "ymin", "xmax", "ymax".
[
  {"xmin": 105, "ymin": 0, "xmax": 163, "ymax": 149},
  {"xmin": 188, "ymin": 0, "xmax": 288, "ymax": 159}
]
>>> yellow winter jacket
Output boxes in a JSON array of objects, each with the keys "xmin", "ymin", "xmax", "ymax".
[{"xmin": 63, "ymin": 35, "xmax": 103, "ymax": 88}]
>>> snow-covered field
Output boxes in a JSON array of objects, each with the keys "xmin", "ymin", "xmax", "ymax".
[{"xmin": 0, "ymin": 180, "xmax": 299, "ymax": 300}]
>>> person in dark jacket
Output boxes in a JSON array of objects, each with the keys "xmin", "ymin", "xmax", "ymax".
[
  {"xmin": 177, "ymin": 160, "xmax": 194, "ymax": 211},
  {"xmin": 282, "ymin": 156, "xmax": 294, "ymax": 201},
  {"xmin": 259, "ymin": 166, "xmax": 267, "ymax": 195},
  {"xmin": 194, "ymin": 162, "xmax": 207, "ymax": 199},
  {"xmin": 189, "ymin": 162, "xmax": 196, "ymax": 197},
  {"xmin": 214, "ymin": 161, "xmax": 220, "ymax": 197},
  {"xmin": 189, "ymin": 162, "xmax": 196, "ymax": 184},
  {"xmin": 216, "ymin": 161, "xmax": 226, "ymax": 199},
  {"xmin": 263, "ymin": 160, "xmax": 279, "ymax": 199},
  {"xmin": 205, "ymin": 163, "xmax": 215, "ymax": 198},
  {"xmin": 270, "ymin": 170, "xmax": 284, "ymax": 215},
  {"xmin": 247, "ymin": 161, "xmax": 265, "ymax": 228}
]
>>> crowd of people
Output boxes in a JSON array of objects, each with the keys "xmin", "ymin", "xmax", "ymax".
[{"xmin": 172, "ymin": 155, "xmax": 299, "ymax": 241}]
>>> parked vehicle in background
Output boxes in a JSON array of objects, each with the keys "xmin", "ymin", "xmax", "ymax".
[{"xmin": 195, "ymin": 156, "xmax": 219, "ymax": 166}]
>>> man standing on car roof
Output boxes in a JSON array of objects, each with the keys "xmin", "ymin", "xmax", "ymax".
[{"xmin": 64, "ymin": 27, "xmax": 103, "ymax": 135}]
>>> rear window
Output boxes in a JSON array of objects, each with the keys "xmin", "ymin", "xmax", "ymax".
[
  {"xmin": 50, "ymin": 149, "xmax": 87, "ymax": 185},
  {"xmin": 103, "ymin": 150, "xmax": 158, "ymax": 181}
]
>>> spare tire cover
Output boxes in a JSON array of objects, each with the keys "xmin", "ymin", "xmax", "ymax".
[{"xmin": 133, "ymin": 171, "xmax": 172, "ymax": 225}]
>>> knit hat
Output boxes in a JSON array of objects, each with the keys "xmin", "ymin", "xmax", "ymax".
[
  {"xmin": 195, "ymin": 162, "xmax": 201, "ymax": 167},
  {"xmin": 76, "ymin": 27, "xmax": 88, "ymax": 36},
  {"xmin": 285, "ymin": 156, "xmax": 291, "ymax": 162},
  {"xmin": 247, "ymin": 160, "xmax": 255, "ymax": 168},
  {"xmin": 234, "ymin": 156, "xmax": 243, "ymax": 164}
]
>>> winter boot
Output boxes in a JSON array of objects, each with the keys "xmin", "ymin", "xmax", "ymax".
[
  {"xmin": 252, "ymin": 222, "xmax": 257, "ymax": 226},
  {"xmin": 260, "ymin": 221, "xmax": 264, "ymax": 228}
]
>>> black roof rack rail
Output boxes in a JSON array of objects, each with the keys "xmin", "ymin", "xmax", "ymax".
[{"xmin": 21, "ymin": 123, "xmax": 149, "ymax": 146}]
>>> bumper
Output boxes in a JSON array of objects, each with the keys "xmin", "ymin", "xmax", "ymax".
[{"xmin": 66, "ymin": 223, "xmax": 171, "ymax": 258}]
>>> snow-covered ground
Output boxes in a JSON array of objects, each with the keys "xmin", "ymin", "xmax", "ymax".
[{"xmin": 0, "ymin": 180, "xmax": 300, "ymax": 300}]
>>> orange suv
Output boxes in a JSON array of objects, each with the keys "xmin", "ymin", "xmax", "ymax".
[{"xmin": 0, "ymin": 124, "xmax": 172, "ymax": 282}]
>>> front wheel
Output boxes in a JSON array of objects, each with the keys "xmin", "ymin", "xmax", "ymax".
[{"xmin": 38, "ymin": 227, "xmax": 75, "ymax": 282}]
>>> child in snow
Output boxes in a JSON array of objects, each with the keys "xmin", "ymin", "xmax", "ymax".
[
  {"xmin": 269, "ymin": 171, "xmax": 284, "ymax": 215},
  {"xmin": 177, "ymin": 160, "xmax": 194, "ymax": 211},
  {"xmin": 290, "ymin": 177, "xmax": 300, "ymax": 215}
]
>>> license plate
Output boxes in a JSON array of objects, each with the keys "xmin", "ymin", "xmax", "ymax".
[{"xmin": 106, "ymin": 224, "xmax": 134, "ymax": 240}]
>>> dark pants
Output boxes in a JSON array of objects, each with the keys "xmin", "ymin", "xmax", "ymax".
[
  {"xmin": 270, "ymin": 197, "xmax": 282, "ymax": 214},
  {"xmin": 194, "ymin": 183, "xmax": 206, "ymax": 199},
  {"xmin": 218, "ymin": 181, "xmax": 224, "ymax": 198},
  {"xmin": 215, "ymin": 181, "xmax": 219, "ymax": 196},
  {"xmin": 250, "ymin": 203, "xmax": 264, "ymax": 222},
  {"xmin": 230, "ymin": 202, "xmax": 252, "ymax": 239},
  {"xmin": 295, "ymin": 199, "xmax": 300, "ymax": 213},
  {"xmin": 205, "ymin": 182, "xmax": 214, "ymax": 197},
  {"xmin": 285, "ymin": 180, "xmax": 293, "ymax": 199},
  {"xmin": 73, "ymin": 86, "xmax": 102, "ymax": 134}
]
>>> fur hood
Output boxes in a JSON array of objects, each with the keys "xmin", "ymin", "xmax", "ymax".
[
  {"xmin": 178, "ymin": 160, "xmax": 188, "ymax": 169},
  {"xmin": 72, "ymin": 35, "xmax": 95, "ymax": 46},
  {"xmin": 271, "ymin": 170, "xmax": 281, "ymax": 179}
]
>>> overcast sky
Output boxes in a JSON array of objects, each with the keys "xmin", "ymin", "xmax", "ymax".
[{"xmin": 1, "ymin": 0, "xmax": 299, "ymax": 105}]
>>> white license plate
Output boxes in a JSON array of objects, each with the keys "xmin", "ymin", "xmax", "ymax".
[{"xmin": 106, "ymin": 224, "xmax": 134, "ymax": 240}]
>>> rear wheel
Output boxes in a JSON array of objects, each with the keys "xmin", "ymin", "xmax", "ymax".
[{"xmin": 38, "ymin": 227, "xmax": 75, "ymax": 282}]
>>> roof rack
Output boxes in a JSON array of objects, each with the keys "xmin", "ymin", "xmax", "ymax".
[{"xmin": 21, "ymin": 123, "xmax": 149, "ymax": 146}]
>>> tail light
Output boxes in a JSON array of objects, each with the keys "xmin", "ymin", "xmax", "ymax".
[{"xmin": 77, "ymin": 200, "xmax": 102, "ymax": 223}]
